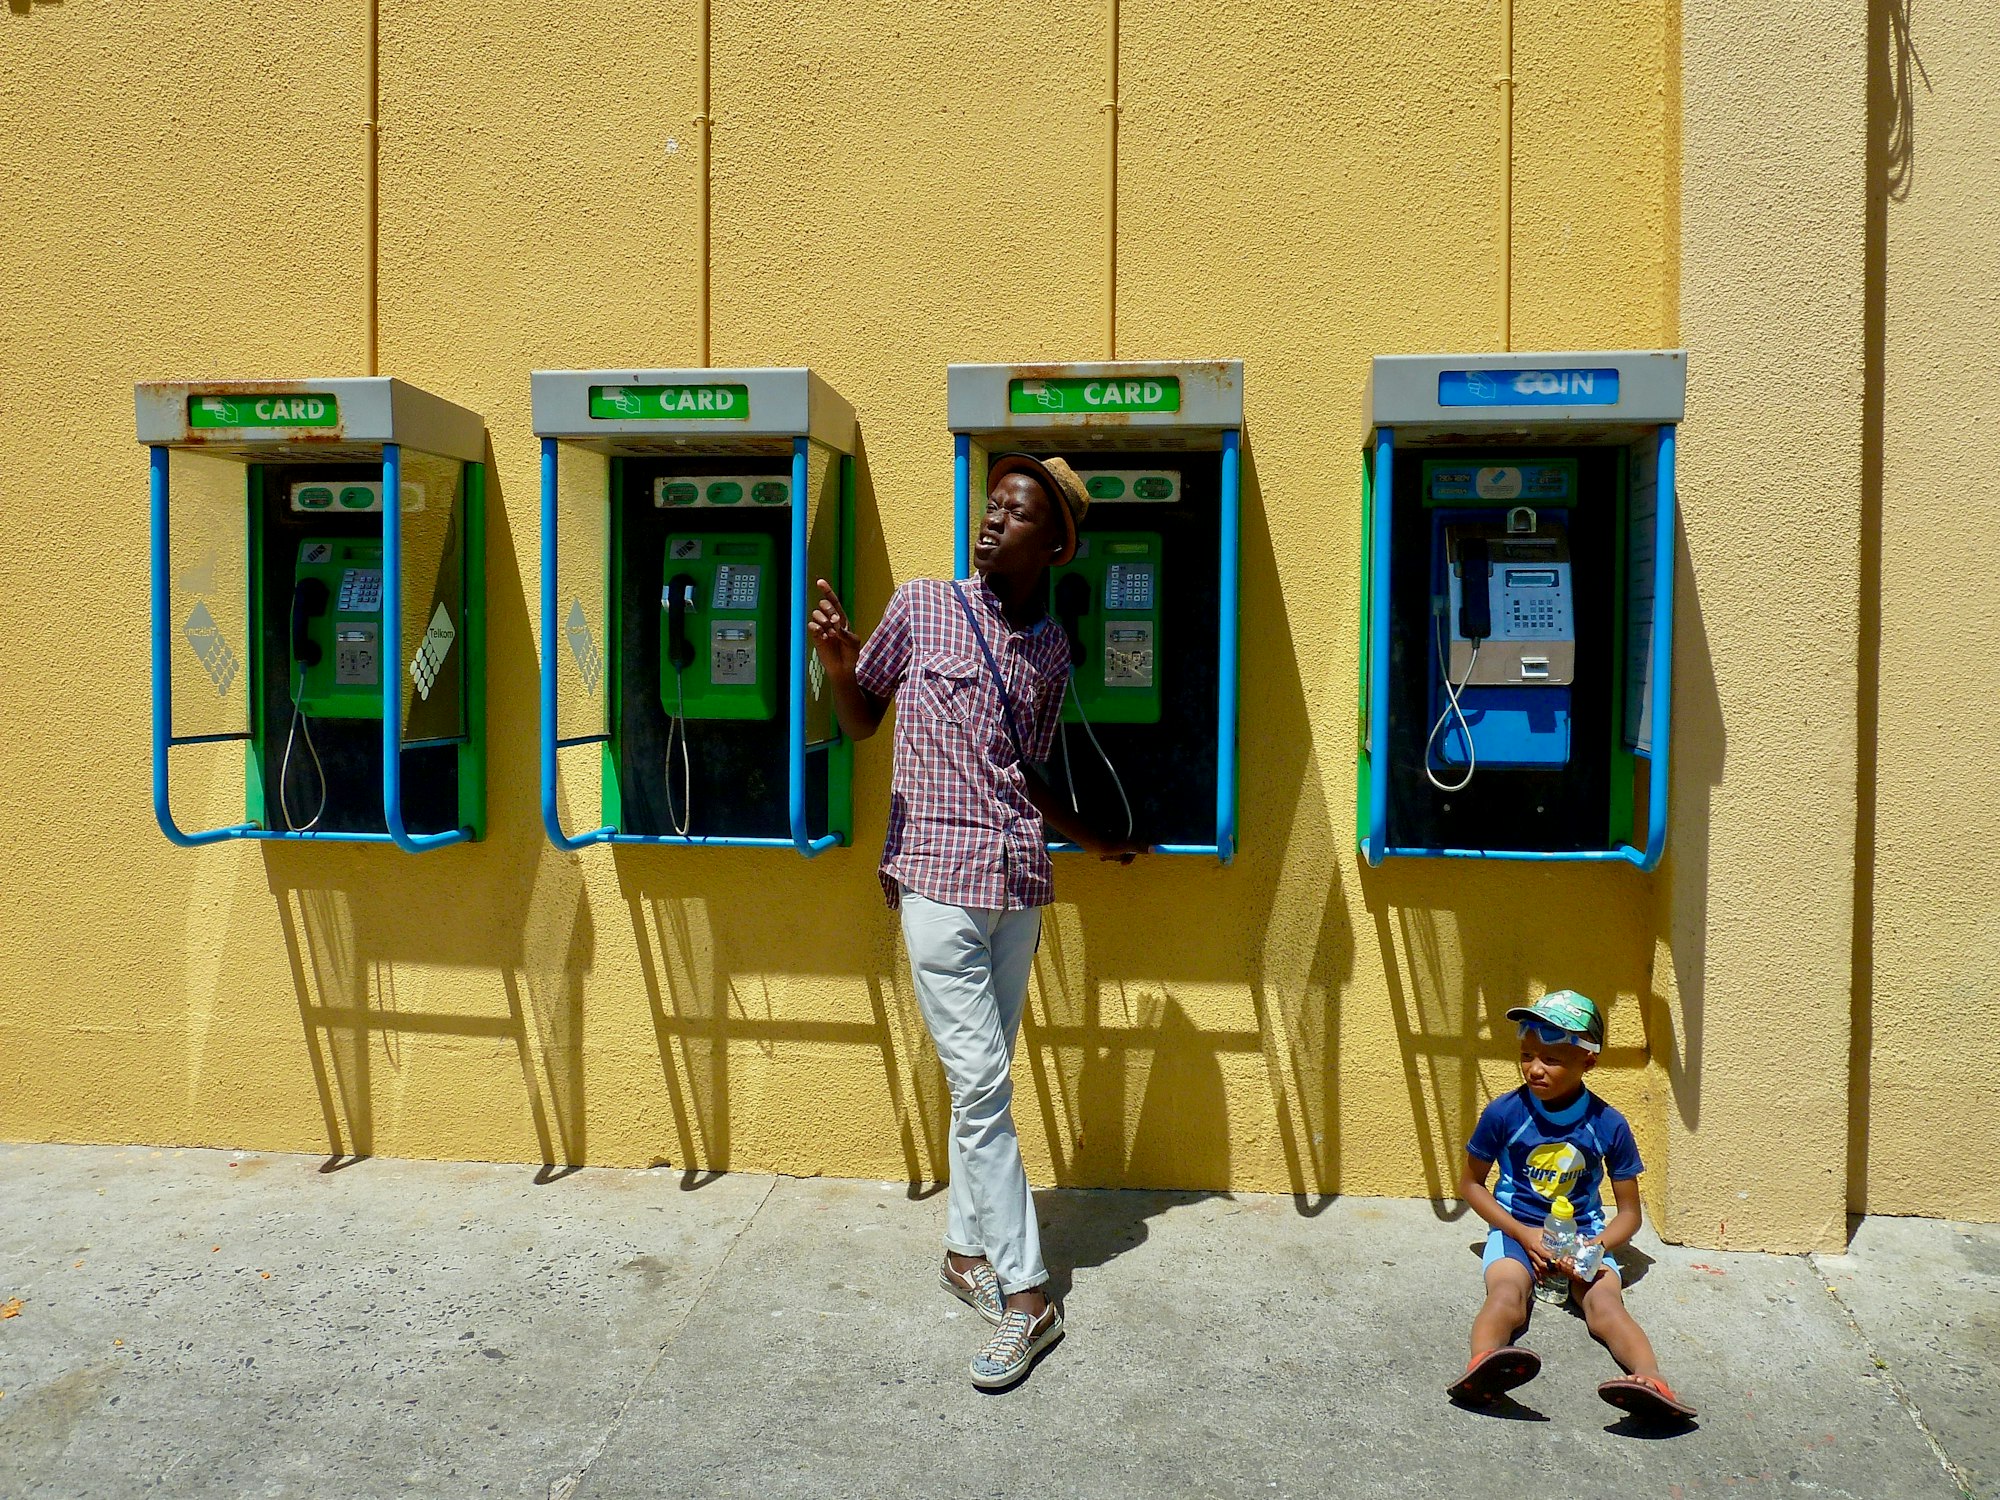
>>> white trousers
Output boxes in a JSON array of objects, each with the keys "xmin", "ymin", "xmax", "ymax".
[{"xmin": 899, "ymin": 887, "xmax": 1047, "ymax": 1295}]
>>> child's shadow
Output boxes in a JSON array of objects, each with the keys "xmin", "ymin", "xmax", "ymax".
[
  {"xmin": 1603, "ymin": 1411, "xmax": 1700, "ymax": 1439},
  {"xmin": 1449, "ymin": 1392, "xmax": 1550, "ymax": 1422}
]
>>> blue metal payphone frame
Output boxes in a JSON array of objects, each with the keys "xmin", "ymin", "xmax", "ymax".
[
  {"xmin": 947, "ymin": 360, "xmax": 1243, "ymax": 862},
  {"xmin": 138, "ymin": 378, "xmax": 487, "ymax": 852},
  {"xmin": 532, "ymin": 366, "xmax": 856, "ymax": 857},
  {"xmin": 1357, "ymin": 350, "xmax": 1684, "ymax": 869}
]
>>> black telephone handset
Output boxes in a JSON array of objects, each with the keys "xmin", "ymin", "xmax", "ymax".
[
  {"xmin": 290, "ymin": 577, "xmax": 330, "ymax": 670},
  {"xmin": 1053, "ymin": 572, "xmax": 1091, "ymax": 672},
  {"xmin": 665, "ymin": 574, "xmax": 698, "ymax": 672},
  {"xmin": 1456, "ymin": 537, "xmax": 1492, "ymax": 642}
]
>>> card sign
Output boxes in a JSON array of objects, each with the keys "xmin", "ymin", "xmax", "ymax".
[
  {"xmin": 188, "ymin": 394, "xmax": 339, "ymax": 429},
  {"xmin": 589, "ymin": 384, "xmax": 751, "ymax": 420},
  {"xmin": 1008, "ymin": 377, "xmax": 1181, "ymax": 415}
]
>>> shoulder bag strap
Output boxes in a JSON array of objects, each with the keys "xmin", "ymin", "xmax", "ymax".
[{"xmin": 950, "ymin": 581, "xmax": 1031, "ymax": 762}]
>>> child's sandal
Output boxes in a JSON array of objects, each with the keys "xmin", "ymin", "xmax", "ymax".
[
  {"xmin": 1598, "ymin": 1374, "xmax": 1698, "ymax": 1421},
  {"xmin": 1447, "ymin": 1345, "xmax": 1541, "ymax": 1403}
]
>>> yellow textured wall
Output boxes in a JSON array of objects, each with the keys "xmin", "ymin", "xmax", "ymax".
[
  {"xmin": 1851, "ymin": 0, "xmax": 2000, "ymax": 1219},
  {"xmin": 1655, "ymin": 0, "xmax": 1866, "ymax": 1250},
  {"xmin": 16, "ymin": 0, "xmax": 1902, "ymax": 1237}
]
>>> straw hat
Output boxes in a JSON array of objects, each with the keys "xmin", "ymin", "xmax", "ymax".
[{"xmin": 988, "ymin": 453, "xmax": 1091, "ymax": 565}]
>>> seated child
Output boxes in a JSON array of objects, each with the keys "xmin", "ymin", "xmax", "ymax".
[{"xmin": 1447, "ymin": 990, "xmax": 1696, "ymax": 1421}]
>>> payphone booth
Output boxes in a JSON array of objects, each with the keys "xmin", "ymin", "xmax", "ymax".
[
  {"xmin": 137, "ymin": 379, "xmax": 487, "ymax": 851},
  {"xmin": 947, "ymin": 361, "xmax": 1242, "ymax": 860},
  {"xmin": 1357, "ymin": 350, "xmax": 1684, "ymax": 868},
  {"xmin": 533, "ymin": 368, "xmax": 856, "ymax": 854}
]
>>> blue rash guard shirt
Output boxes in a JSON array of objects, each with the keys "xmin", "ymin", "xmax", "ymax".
[{"xmin": 1467, "ymin": 1085, "xmax": 1643, "ymax": 1237}]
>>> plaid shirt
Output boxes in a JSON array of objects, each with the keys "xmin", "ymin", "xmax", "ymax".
[{"xmin": 854, "ymin": 576, "xmax": 1071, "ymax": 910}]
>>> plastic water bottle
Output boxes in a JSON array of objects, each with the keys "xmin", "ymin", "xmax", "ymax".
[{"xmin": 1535, "ymin": 1195, "xmax": 1578, "ymax": 1305}]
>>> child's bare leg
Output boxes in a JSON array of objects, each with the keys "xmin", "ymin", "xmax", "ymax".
[
  {"xmin": 1579, "ymin": 1271, "xmax": 1660, "ymax": 1378},
  {"xmin": 1471, "ymin": 1259, "xmax": 1534, "ymax": 1358}
]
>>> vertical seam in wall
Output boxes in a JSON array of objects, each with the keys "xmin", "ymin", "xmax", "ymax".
[
  {"xmin": 1497, "ymin": 0, "xmax": 1513, "ymax": 351},
  {"xmin": 1103, "ymin": 0, "xmax": 1119, "ymax": 359},
  {"xmin": 695, "ymin": 0, "xmax": 712, "ymax": 367},
  {"xmin": 364, "ymin": 0, "xmax": 380, "ymax": 375},
  {"xmin": 1849, "ymin": 0, "xmax": 1898, "ymax": 1216},
  {"xmin": 1660, "ymin": 0, "xmax": 1681, "ymax": 343}
]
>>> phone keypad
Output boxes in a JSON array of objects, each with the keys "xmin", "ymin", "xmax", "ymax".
[
  {"xmin": 1508, "ymin": 597, "xmax": 1561, "ymax": 632},
  {"xmin": 1105, "ymin": 563, "xmax": 1154, "ymax": 611},
  {"xmin": 338, "ymin": 568, "xmax": 383, "ymax": 613},
  {"xmin": 712, "ymin": 564, "xmax": 761, "ymax": 611}
]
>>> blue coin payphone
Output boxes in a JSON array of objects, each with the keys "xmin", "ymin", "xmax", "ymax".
[{"xmin": 1357, "ymin": 351, "xmax": 1685, "ymax": 867}]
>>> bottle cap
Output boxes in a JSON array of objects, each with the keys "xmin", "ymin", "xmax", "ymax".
[{"xmin": 1550, "ymin": 1195, "xmax": 1575, "ymax": 1220}]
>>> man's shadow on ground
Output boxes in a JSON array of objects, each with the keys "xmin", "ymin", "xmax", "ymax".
[{"xmin": 1033, "ymin": 1186, "xmax": 1211, "ymax": 1302}]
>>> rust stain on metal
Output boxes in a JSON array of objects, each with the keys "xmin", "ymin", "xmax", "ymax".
[{"xmin": 141, "ymin": 379, "xmax": 349, "ymax": 447}]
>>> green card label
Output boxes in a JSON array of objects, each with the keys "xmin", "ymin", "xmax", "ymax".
[
  {"xmin": 188, "ymin": 393, "xmax": 339, "ymax": 429},
  {"xmin": 1009, "ymin": 377, "xmax": 1180, "ymax": 416},
  {"xmin": 590, "ymin": 384, "xmax": 751, "ymax": 420}
]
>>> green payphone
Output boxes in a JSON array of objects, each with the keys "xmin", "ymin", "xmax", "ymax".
[
  {"xmin": 949, "ymin": 362, "xmax": 1243, "ymax": 859},
  {"xmin": 1051, "ymin": 527, "xmax": 1163, "ymax": 725},
  {"xmin": 290, "ymin": 536, "xmax": 385, "ymax": 718},
  {"xmin": 138, "ymin": 378, "xmax": 487, "ymax": 850},
  {"xmin": 534, "ymin": 367, "xmax": 856, "ymax": 853},
  {"xmin": 659, "ymin": 531, "xmax": 779, "ymax": 722}
]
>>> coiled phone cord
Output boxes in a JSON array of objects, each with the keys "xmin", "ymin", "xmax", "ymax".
[
  {"xmin": 1424, "ymin": 613, "xmax": 1481, "ymax": 794},
  {"xmin": 278, "ymin": 667, "xmax": 328, "ymax": 832},
  {"xmin": 663, "ymin": 669, "xmax": 693, "ymax": 839},
  {"xmin": 1061, "ymin": 673, "xmax": 1135, "ymax": 843}
]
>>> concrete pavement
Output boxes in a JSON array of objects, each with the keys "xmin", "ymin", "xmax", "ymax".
[{"xmin": 0, "ymin": 1143, "xmax": 1990, "ymax": 1499}]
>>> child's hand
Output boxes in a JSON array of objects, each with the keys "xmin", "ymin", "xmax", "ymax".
[
  {"xmin": 1512, "ymin": 1226, "xmax": 1553, "ymax": 1277},
  {"xmin": 1568, "ymin": 1238, "xmax": 1607, "ymax": 1285}
]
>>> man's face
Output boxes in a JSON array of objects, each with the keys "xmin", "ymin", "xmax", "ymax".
[
  {"xmin": 975, "ymin": 471, "xmax": 1062, "ymax": 577},
  {"xmin": 1518, "ymin": 1032, "xmax": 1596, "ymax": 1101}
]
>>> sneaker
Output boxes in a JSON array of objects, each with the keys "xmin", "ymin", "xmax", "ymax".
[
  {"xmin": 939, "ymin": 1257, "xmax": 1004, "ymax": 1326},
  {"xmin": 969, "ymin": 1302, "xmax": 1063, "ymax": 1390}
]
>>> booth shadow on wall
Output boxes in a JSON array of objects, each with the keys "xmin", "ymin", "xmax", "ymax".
[
  {"xmin": 1017, "ymin": 439, "xmax": 1356, "ymax": 1216},
  {"xmin": 268, "ymin": 443, "xmax": 594, "ymax": 1179},
  {"xmin": 1640, "ymin": 528, "xmax": 1723, "ymax": 1146},
  {"xmin": 604, "ymin": 432, "xmax": 1359, "ymax": 1244},
  {"xmin": 603, "ymin": 431, "xmax": 953, "ymax": 1194},
  {"xmin": 1362, "ymin": 858, "xmax": 1659, "ymax": 1218}
]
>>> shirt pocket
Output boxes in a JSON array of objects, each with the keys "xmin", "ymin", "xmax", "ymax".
[{"xmin": 917, "ymin": 652, "xmax": 983, "ymax": 726}]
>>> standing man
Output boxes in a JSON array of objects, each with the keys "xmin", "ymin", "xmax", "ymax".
[{"xmin": 809, "ymin": 453, "xmax": 1140, "ymax": 1390}]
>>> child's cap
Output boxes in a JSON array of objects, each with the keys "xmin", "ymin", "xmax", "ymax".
[{"xmin": 1506, "ymin": 989, "xmax": 1604, "ymax": 1054}]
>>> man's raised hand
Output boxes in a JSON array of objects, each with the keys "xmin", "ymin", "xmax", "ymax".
[{"xmin": 808, "ymin": 579, "xmax": 861, "ymax": 677}]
